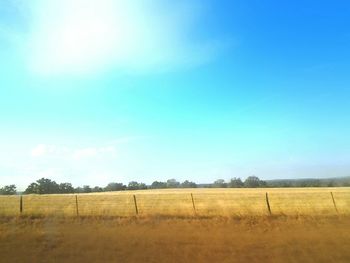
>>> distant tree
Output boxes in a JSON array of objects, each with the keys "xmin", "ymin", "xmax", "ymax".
[
  {"xmin": 244, "ymin": 176, "xmax": 266, "ymax": 188},
  {"xmin": 244, "ymin": 176, "xmax": 260, "ymax": 188},
  {"xmin": 74, "ymin": 187, "xmax": 84, "ymax": 193},
  {"xmin": 25, "ymin": 183, "xmax": 39, "ymax": 194},
  {"xmin": 128, "ymin": 181, "xmax": 140, "ymax": 190},
  {"xmin": 138, "ymin": 183, "xmax": 148, "ymax": 190},
  {"xmin": 280, "ymin": 181, "xmax": 292, "ymax": 187},
  {"xmin": 83, "ymin": 185, "xmax": 92, "ymax": 193},
  {"xmin": 228, "ymin": 177, "xmax": 244, "ymax": 188},
  {"xmin": 259, "ymin": 179, "xmax": 267, "ymax": 187},
  {"xmin": 127, "ymin": 181, "xmax": 148, "ymax": 190},
  {"xmin": 24, "ymin": 178, "xmax": 59, "ymax": 194},
  {"xmin": 181, "ymin": 180, "xmax": 197, "ymax": 188},
  {"xmin": 59, "ymin": 183, "xmax": 74, "ymax": 193},
  {"xmin": 150, "ymin": 181, "xmax": 167, "ymax": 189},
  {"xmin": 36, "ymin": 178, "xmax": 60, "ymax": 194},
  {"xmin": 312, "ymin": 179, "xmax": 321, "ymax": 187},
  {"xmin": 92, "ymin": 186, "xmax": 103, "ymax": 192},
  {"xmin": 343, "ymin": 181, "xmax": 350, "ymax": 187},
  {"xmin": 166, "ymin": 179, "xmax": 180, "ymax": 188},
  {"xmin": 299, "ymin": 179, "xmax": 321, "ymax": 187},
  {"xmin": 104, "ymin": 182, "xmax": 126, "ymax": 192},
  {"xmin": 0, "ymin": 185, "xmax": 17, "ymax": 195},
  {"xmin": 213, "ymin": 179, "xmax": 227, "ymax": 188}
]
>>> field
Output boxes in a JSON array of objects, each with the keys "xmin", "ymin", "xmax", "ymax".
[
  {"xmin": 1, "ymin": 188, "xmax": 350, "ymax": 263},
  {"xmin": 1, "ymin": 188, "xmax": 350, "ymax": 217}
]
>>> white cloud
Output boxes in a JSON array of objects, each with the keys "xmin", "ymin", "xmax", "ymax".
[
  {"xmin": 5, "ymin": 0, "xmax": 222, "ymax": 76},
  {"xmin": 31, "ymin": 144, "xmax": 70, "ymax": 157},
  {"xmin": 31, "ymin": 144, "xmax": 47, "ymax": 157}
]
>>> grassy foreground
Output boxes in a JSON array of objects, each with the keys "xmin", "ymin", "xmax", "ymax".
[{"xmin": 1, "ymin": 216, "xmax": 350, "ymax": 263}]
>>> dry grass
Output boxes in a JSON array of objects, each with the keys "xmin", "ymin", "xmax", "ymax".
[
  {"xmin": 1, "ymin": 188, "xmax": 350, "ymax": 262},
  {"xmin": 0, "ymin": 188, "xmax": 349, "ymax": 217},
  {"xmin": 0, "ymin": 216, "xmax": 350, "ymax": 263}
]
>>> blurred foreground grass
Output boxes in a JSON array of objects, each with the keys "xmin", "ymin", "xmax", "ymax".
[
  {"xmin": 0, "ymin": 188, "xmax": 349, "ymax": 217},
  {"xmin": 0, "ymin": 216, "xmax": 350, "ymax": 263}
]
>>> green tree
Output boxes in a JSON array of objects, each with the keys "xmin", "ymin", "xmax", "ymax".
[
  {"xmin": 74, "ymin": 187, "xmax": 83, "ymax": 193},
  {"xmin": 244, "ymin": 176, "xmax": 266, "ymax": 188},
  {"xmin": 213, "ymin": 179, "xmax": 227, "ymax": 188},
  {"xmin": 166, "ymin": 179, "xmax": 180, "ymax": 188},
  {"xmin": 92, "ymin": 186, "xmax": 103, "ymax": 192},
  {"xmin": 59, "ymin": 183, "xmax": 74, "ymax": 193},
  {"xmin": 150, "ymin": 181, "xmax": 167, "ymax": 189},
  {"xmin": 138, "ymin": 183, "xmax": 148, "ymax": 190},
  {"xmin": 25, "ymin": 178, "xmax": 59, "ymax": 194},
  {"xmin": 83, "ymin": 185, "xmax": 92, "ymax": 193},
  {"xmin": 36, "ymin": 178, "xmax": 59, "ymax": 194},
  {"xmin": 104, "ymin": 182, "xmax": 126, "ymax": 192},
  {"xmin": 228, "ymin": 177, "xmax": 244, "ymax": 188},
  {"xmin": 0, "ymin": 185, "xmax": 17, "ymax": 195},
  {"xmin": 181, "ymin": 180, "xmax": 197, "ymax": 188},
  {"xmin": 128, "ymin": 181, "xmax": 140, "ymax": 190},
  {"xmin": 25, "ymin": 183, "xmax": 39, "ymax": 194},
  {"xmin": 127, "ymin": 181, "xmax": 148, "ymax": 190}
]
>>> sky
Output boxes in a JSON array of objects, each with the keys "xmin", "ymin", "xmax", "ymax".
[{"xmin": 1, "ymin": 0, "xmax": 350, "ymax": 189}]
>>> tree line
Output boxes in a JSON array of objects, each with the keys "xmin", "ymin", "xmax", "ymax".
[{"xmin": 1, "ymin": 176, "xmax": 349, "ymax": 195}]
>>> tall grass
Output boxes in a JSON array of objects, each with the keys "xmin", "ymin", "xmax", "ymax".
[{"xmin": 1, "ymin": 187, "xmax": 349, "ymax": 217}]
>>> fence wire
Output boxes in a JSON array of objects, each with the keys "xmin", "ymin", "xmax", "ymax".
[{"xmin": 0, "ymin": 189, "xmax": 349, "ymax": 217}]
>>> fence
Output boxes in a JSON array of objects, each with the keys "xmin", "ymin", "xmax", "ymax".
[{"xmin": 0, "ymin": 189, "xmax": 349, "ymax": 217}]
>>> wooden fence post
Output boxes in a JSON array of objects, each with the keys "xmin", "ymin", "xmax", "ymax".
[
  {"xmin": 330, "ymin": 192, "xmax": 338, "ymax": 214},
  {"xmin": 133, "ymin": 195, "xmax": 139, "ymax": 215},
  {"xmin": 190, "ymin": 193, "xmax": 196, "ymax": 215},
  {"xmin": 75, "ymin": 195, "xmax": 79, "ymax": 217},
  {"xmin": 265, "ymin": 192, "xmax": 272, "ymax": 215},
  {"xmin": 19, "ymin": 195, "xmax": 23, "ymax": 215}
]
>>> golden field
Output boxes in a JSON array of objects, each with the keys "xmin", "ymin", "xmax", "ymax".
[
  {"xmin": 1, "ymin": 188, "xmax": 350, "ymax": 262},
  {"xmin": 0, "ymin": 187, "xmax": 349, "ymax": 217}
]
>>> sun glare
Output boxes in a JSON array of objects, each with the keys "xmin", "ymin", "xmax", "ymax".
[
  {"xmin": 23, "ymin": 0, "xmax": 208, "ymax": 76},
  {"xmin": 28, "ymin": 0, "xmax": 125, "ymax": 74}
]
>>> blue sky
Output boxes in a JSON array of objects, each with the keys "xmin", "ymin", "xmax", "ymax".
[{"xmin": 1, "ymin": 0, "xmax": 350, "ymax": 189}]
